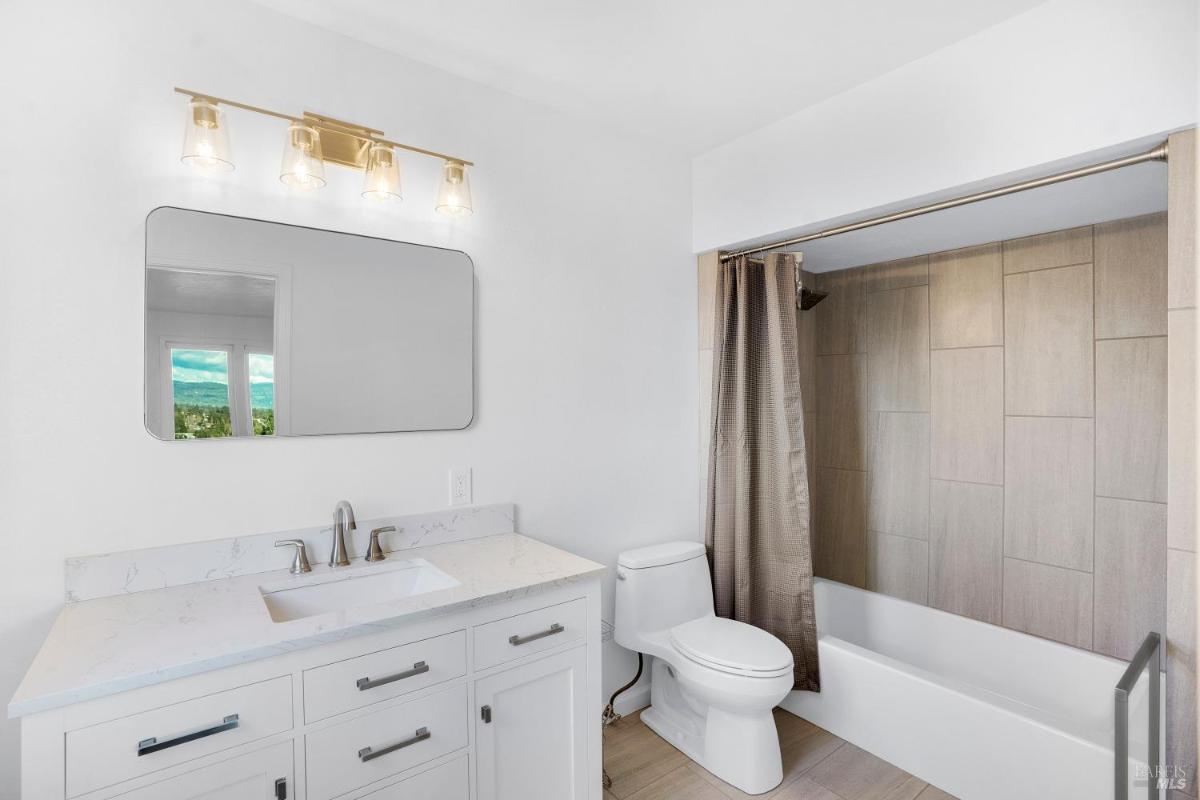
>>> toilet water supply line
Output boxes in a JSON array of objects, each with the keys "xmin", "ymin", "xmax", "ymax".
[{"xmin": 601, "ymin": 652, "xmax": 645, "ymax": 790}]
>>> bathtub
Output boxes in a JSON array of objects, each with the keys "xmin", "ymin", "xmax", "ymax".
[{"xmin": 782, "ymin": 579, "xmax": 1163, "ymax": 800}]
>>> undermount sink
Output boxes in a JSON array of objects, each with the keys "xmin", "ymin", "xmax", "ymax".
[{"xmin": 259, "ymin": 558, "xmax": 460, "ymax": 623}]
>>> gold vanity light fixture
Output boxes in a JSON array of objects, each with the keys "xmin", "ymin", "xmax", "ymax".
[{"xmin": 175, "ymin": 88, "xmax": 473, "ymax": 215}]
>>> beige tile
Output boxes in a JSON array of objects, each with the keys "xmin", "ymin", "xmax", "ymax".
[
  {"xmin": 915, "ymin": 786, "xmax": 960, "ymax": 800},
  {"xmin": 1001, "ymin": 558, "xmax": 1093, "ymax": 649},
  {"xmin": 808, "ymin": 742, "xmax": 920, "ymax": 800},
  {"xmin": 798, "ymin": 293, "xmax": 818, "ymax": 411},
  {"xmin": 771, "ymin": 777, "xmax": 845, "ymax": 800},
  {"xmin": 1168, "ymin": 309, "xmax": 1196, "ymax": 551},
  {"xmin": 1094, "ymin": 213, "xmax": 1168, "ymax": 339},
  {"xmin": 814, "ymin": 468, "xmax": 867, "ymax": 588},
  {"xmin": 868, "ymin": 532, "xmax": 928, "ymax": 605},
  {"xmin": 698, "ymin": 251, "xmax": 721, "ymax": 350},
  {"xmin": 1004, "ymin": 417, "xmax": 1094, "ymax": 572},
  {"xmin": 816, "ymin": 268, "xmax": 866, "ymax": 355},
  {"xmin": 603, "ymin": 713, "xmax": 688, "ymax": 798},
  {"xmin": 1004, "ymin": 263, "xmax": 1095, "ymax": 417},
  {"xmin": 804, "ymin": 413, "xmax": 817, "ymax": 498},
  {"xmin": 1168, "ymin": 129, "xmax": 1196, "ymax": 310},
  {"xmin": 1002, "ymin": 225, "xmax": 1092, "ymax": 274},
  {"xmin": 1093, "ymin": 497, "xmax": 1167, "ymax": 660},
  {"xmin": 1096, "ymin": 337, "xmax": 1167, "ymax": 503},
  {"xmin": 930, "ymin": 348, "xmax": 1003, "ymax": 485},
  {"xmin": 1167, "ymin": 549, "xmax": 1197, "ymax": 796},
  {"xmin": 929, "ymin": 480, "xmax": 1003, "ymax": 624},
  {"xmin": 625, "ymin": 765, "xmax": 727, "ymax": 800},
  {"xmin": 867, "ymin": 286, "xmax": 930, "ymax": 412},
  {"xmin": 863, "ymin": 255, "xmax": 930, "ymax": 293},
  {"xmin": 867, "ymin": 412, "xmax": 930, "ymax": 540},
  {"xmin": 817, "ymin": 354, "xmax": 869, "ymax": 471},
  {"xmin": 929, "ymin": 243, "xmax": 1003, "ymax": 349}
]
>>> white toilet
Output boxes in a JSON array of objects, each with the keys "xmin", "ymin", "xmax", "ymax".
[{"xmin": 614, "ymin": 541, "xmax": 794, "ymax": 795}]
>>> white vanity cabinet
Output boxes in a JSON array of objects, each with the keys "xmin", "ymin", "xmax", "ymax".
[{"xmin": 18, "ymin": 579, "xmax": 603, "ymax": 800}]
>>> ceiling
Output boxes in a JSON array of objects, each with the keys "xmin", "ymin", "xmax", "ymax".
[
  {"xmin": 250, "ymin": 0, "xmax": 1047, "ymax": 154},
  {"xmin": 147, "ymin": 269, "xmax": 275, "ymax": 318}
]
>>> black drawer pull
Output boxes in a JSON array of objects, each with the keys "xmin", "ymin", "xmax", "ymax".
[
  {"xmin": 137, "ymin": 714, "xmax": 239, "ymax": 756},
  {"xmin": 358, "ymin": 727, "xmax": 430, "ymax": 762},
  {"xmin": 509, "ymin": 623, "xmax": 564, "ymax": 646},
  {"xmin": 357, "ymin": 661, "xmax": 429, "ymax": 691}
]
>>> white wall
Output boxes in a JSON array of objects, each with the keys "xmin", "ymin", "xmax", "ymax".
[
  {"xmin": 0, "ymin": 1, "xmax": 697, "ymax": 794},
  {"xmin": 692, "ymin": 0, "xmax": 1198, "ymax": 253}
]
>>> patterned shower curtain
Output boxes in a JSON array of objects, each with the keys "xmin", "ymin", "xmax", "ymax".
[{"xmin": 705, "ymin": 252, "xmax": 820, "ymax": 691}]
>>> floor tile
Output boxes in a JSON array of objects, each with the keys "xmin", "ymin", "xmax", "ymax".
[
  {"xmin": 807, "ymin": 742, "xmax": 918, "ymax": 800},
  {"xmin": 604, "ymin": 712, "xmax": 688, "ymax": 798},
  {"xmin": 625, "ymin": 765, "xmax": 728, "ymax": 800},
  {"xmin": 914, "ymin": 786, "xmax": 959, "ymax": 800}
]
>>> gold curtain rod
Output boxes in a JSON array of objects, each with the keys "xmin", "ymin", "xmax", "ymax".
[
  {"xmin": 719, "ymin": 141, "xmax": 1169, "ymax": 262},
  {"xmin": 173, "ymin": 87, "xmax": 475, "ymax": 167}
]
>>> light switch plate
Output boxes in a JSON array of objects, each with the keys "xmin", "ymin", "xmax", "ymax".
[{"xmin": 449, "ymin": 467, "xmax": 472, "ymax": 506}]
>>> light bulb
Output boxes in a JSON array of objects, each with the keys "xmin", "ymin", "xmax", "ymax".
[
  {"xmin": 279, "ymin": 123, "xmax": 326, "ymax": 189},
  {"xmin": 181, "ymin": 98, "xmax": 234, "ymax": 173},
  {"xmin": 435, "ymin": 160, "xmax": 473, "ymax": 216},
  {"xmin": 361, "ymin": 143, "xmax": 402, "ymax": 202}
]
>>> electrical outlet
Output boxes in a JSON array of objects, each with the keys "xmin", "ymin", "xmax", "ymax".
[{"xmin": 449, "ymin": 467, "xmax": 472, "ymax": 506}]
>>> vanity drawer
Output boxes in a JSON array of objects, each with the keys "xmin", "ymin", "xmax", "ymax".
[
  {"xmin": 65, "ymin": 675, "xmax": 293, "ymax": 798},
  {"xmin": 305, "ymin": 630, "xmax": 466, "ymax": 723},
  {"xmin": 359, "ymin": 755, "xmax": 468, "ymax": 799},
  {"xmin": 472, "ymin": 598, "xmax": 586, "ymax": 671},
  {"xmin": 305, "ymin": 683, "xmax": 467, "ymax": 800}
]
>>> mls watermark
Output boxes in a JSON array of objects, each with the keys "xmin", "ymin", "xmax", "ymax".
[{"xmin": 1135, "ymin": 764, "xmax": 1189, "ymax": 792}]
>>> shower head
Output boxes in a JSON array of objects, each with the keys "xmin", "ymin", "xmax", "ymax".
[{"xmin": 798, "ymin": 287, "xmax": 828, "ymax": 310}]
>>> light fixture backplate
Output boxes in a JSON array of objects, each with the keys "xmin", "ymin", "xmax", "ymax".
[{"xmin": 302, "ymin": 112, "xmax": 382, "ymax": 170}]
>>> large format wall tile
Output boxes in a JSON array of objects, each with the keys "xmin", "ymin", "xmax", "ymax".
[
  {"xmin": 1004, "ymin": 417, "xmax": 1094, "ymax": 571},
  {"xmin": 1094, "ymin": 213, "xmax": 1167, "ymax": 339},
  {"xmin": 867, "ymin": 412, "xmax": 930, "ymax": 540},
  {"xmin": 929, "ymin": 244, "xmax": 1003, "ymax": 349},
  {"xmin": 1167, "ymin": 549, "xmax": 1197, "ymax": 797},
  {"xmin": 798, "ymin": 282, "xmax": 818, "ymax": 410},
  {"xmin": 813, "ymin": 468, "xmax": 867, "ymax": 588},
  {"xmin": 1004, "ymin": 263, "xmax": 1095, "ymax": 417},
  {"xmin": 1093, "ymin": 497, "xmax": 1166, "ymax": 660},
  {"xmin": 929, "ymin": 480, "xmax": 1003, "ymax": 623},
  {"xmin": 816, "ymin": 354, "xmax": 868, "ymax": 470},
  {"xmin": 862, "ymin": 255, "xmax": 929, "ymax": 293},
  {"xmin": 1096, "ymin": 337, "xmax": 1167, "ymax": 502},
  {"xmin": 1001, "ymin": 225, "xmax": 1092, "ymax": 274},
  {"xmin": 867, "ymin": 532, "xmax": 928, "ymax": 605},
  {"xmin": 816, "ymin": 268, "xmax": 866, "ymax": 355},
  {"xmin": 1168, "ymin": 129, "xmax": 1196, "ymax": 310},
  {"xmin": 931, "ymin": 347, "xmax": 1003, "ymax": 485},
  {"xmin": 1001, "ymin": 558, "xmax": 1093, "ymax": 649},
  {"xmin": 1168, "ymin": 309, "xmax": 1196, "ymax": 551},
  {"xmin": 867, "ymin": 286, "xmax": 929, "ymax": 412}
]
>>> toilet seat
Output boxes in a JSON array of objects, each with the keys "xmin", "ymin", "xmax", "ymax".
[{"xmin": 669, "ymin": 617, "xmax": 793, "ymax": 678}]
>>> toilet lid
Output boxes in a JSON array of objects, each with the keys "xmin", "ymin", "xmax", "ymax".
[{"xmin": 669, "ymin": 617, "xmax": 793, "ymax": 676}]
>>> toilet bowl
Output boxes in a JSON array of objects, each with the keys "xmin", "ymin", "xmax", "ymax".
[{"xmin": 614, "ymin": 541, "xmax": 794, "ymax": 795}]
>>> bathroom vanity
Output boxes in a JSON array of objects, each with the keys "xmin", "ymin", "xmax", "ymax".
[{"xmin": 10, "ymin": 505, "xmax": 604, "ymax": 800}]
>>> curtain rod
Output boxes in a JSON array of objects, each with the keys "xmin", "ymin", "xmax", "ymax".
[{"xmin": 719, "ymin": 140, "xmax": 1169, "ymax": 263}]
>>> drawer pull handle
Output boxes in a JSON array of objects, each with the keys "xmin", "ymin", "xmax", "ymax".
[
  {"xmin": 357, "ymin": 727, "xmax": 431, "ymax": 762},
  {"xmin": 356, "ymin": 661, "xmax": 430, "ymax": 691},
  {"xmin": 509, "ymin": 622, "xmax": 564, "ymax": 646},
  {"xmin": 136, "ymin": 714, "xmax": 239, "ymax": 757}
]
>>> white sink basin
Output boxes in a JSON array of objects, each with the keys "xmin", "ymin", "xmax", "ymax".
[{"xmin": 259, "ymin": 559, "xmax": 460, "ymax": 623}]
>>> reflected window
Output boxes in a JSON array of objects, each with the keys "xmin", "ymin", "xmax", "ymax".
[
  {"xmin": 248, "ymin": 352, "xmax": 275, "ymax": 436},
  {"xmin": 171, "ymin": 347, "xmax": 232, "ymax": 439}
]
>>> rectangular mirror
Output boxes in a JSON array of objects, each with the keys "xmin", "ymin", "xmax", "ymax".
[{"xmin": 145, "ymin": 207, "xmax": 473, "ymax": 440}]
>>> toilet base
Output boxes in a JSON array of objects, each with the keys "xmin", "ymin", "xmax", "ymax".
[{"xmin": 641, "ymin": 658, "xmax": 784, "ymax": 796}]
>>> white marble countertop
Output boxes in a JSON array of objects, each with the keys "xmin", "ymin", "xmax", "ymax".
[{"xmin": 9, "ymin": 533, "xmax": 605, "ymax": 718}]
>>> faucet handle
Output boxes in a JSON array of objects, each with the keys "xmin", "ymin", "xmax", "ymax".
[
  {"xmin": 366, "ymin": 526, "xmax": 396, "ymax": 563},
  {"xmin": 275, "ymin": 539, "xmax": 312, "ymax": 575}
]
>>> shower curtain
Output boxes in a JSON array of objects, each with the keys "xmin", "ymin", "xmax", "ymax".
[{"xmin": 705, "ymin": 252, "xmax": 820, "ymax": 691}]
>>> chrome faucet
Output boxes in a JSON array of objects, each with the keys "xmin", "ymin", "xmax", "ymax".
[{"xmin": 330, "ymin": 500, "xmax": 356, "ymax": 567}]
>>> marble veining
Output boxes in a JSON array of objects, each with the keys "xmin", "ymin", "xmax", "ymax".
[
  {"xmin": 64, "ymin": 503, "xmax": 516, "ymax": 602},
  {"xmin": 11, "ymin": 532, "xmax": 603, "ymax": 718}
]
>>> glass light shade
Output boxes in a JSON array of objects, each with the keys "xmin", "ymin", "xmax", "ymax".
[
  {"xmin": 279, "ymin": 123, "xmax": 326, "ymax": 189},
  {"xmin": 181, "ymin": 99, "xmax": 234, "ymax": 173},
  {"xmin": 435, "ymin": 160, "xmax": 473, "ymax": 216},
  {"xmin": 361, "ymin": 144, "xmax": 402, "ymax": 201}
]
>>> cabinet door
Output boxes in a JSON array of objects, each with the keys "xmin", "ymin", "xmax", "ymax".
[
  {"xmin": 112, "ymin": 741, "xmax": 293, "ymax": 800},
  {"xmin": 475, "ymin": 647, "xmax": 588, "ymax": 800}
]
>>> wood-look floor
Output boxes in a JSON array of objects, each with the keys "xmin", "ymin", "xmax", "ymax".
[{"xmin": 602, "ymin": 708, "xmax": 958, "ymax": 800}]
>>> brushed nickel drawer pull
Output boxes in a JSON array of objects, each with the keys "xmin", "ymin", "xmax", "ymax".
[
  {"xmin": 509, "ymin": 622, "xmax": 564, "ymax": 646},
  {"xmin": 357, "ymin": 727, "xmax": 430, "ymax": 762},
  {"xmin": 136, "ymin": 714, "xmax": 239, "ymax": 756},
  {"xmin": 356, "ymin": 661, "xmax": 429, "ymax": 691}
]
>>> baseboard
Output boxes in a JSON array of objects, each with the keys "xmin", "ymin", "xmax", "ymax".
[{"xmin": 613, "ymin": 685, "xmax": 650, "ymax": 717}]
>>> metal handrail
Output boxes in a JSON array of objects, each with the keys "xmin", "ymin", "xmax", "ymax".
[{"xmin": 1115, "ymin": 631, "xmax": 1161, "ymax": 800}]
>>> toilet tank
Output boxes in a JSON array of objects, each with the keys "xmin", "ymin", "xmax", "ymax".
[{"xmin": 614, "ymin": 541, "xmax": 713, "ymax": 649}]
